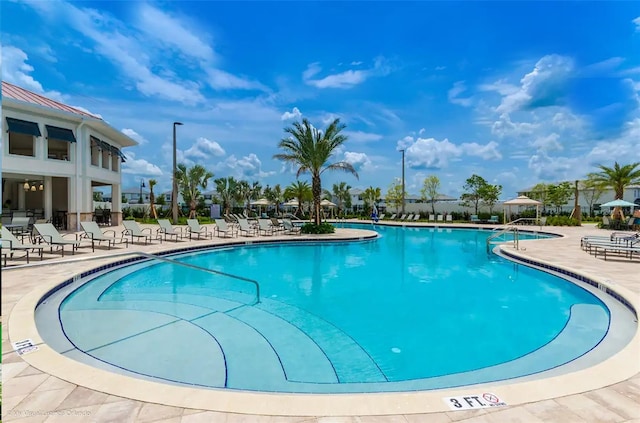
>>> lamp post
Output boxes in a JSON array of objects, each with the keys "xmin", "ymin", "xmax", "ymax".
[
  {"xmin": 172, "ymin": 122, "xmax": 183, "ymax": 224},
  {"xmin": 139, "ymin": 179, "xmax": 146, "ymax": 204},
  {"xmin": 400, "ymin": 149, "xmax": 405, "ymax": 215}
]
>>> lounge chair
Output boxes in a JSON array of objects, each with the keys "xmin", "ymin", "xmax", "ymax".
[
  {"xmin": 405, "ymin": 214, "xmax": 414, "ymax": 221},
  {"xmin": 429, "ymin": 214, "xmax": 435, "ymax": 222},
  {"xmin": 258, "ymin": 219, "xmax": 275, "ymax": 236},
  {"xmin": 282, "ymin": 219, "xmax": 302, "ymax": 235},
  {"xmin": 379, "ymin": 213, "xmax": 387, "ymax": 220},
  {"xmin": 398, "ymin": 214, "xmax": 407, "ymax": 220},
  {"xmin": 33, "ymin": 223, "xmax": 81, "ymax": 256},
  {"xmin": 8, "ymin": 216, "xmax": 31, "ymax": 238},
  {"xmin": 413, "ymin": 214, "xmax": 420, "ymax": 221},
  {"xmin": 601, "ymin": 216, "xmax": 611, "ymax": 229},
  {"xmin": 446, "ymin": 215, "xmax": 453, "ymax": 223},
  {"xmin": 237, "ymin": 218, "xmax": 258, "ymax": 237},
  {"xmin": 1, "ymin": 226, "xmax": 44, "ymax": 263},
  {"xmin": 388, "ymin": 213, "xmax": 397, "ymax": 220},
  {"xmin": 437, "ymin": 215, "xmax": 444, "ymax": 222},
  {"xmin": 122, "ymin": 220, "xmax": 159, "ymax": 245},
  {"xmin": 215, "ymin": 219, "xmax": 237, "ymax": 238},
  {"xmin": 489, "ymin": 216, "xmax": 499, "ymax": 224},
  {"xmin": 187, "ymin": 219, "xmax": 213, "ymax": 240},
  {"xmin": 470, "ymin": 215, "xmax": 480, "ymax": 223},
  {"xmin": 80, "ymin": 221, "xmax": 128, "ymax": 251},
  {"xmin": 270, "ymin": 217, "xmax": 284, "ymax": 232},
  {"xmin": 157, "ymin": 219, "xmax": 185, "ymax": 242}
]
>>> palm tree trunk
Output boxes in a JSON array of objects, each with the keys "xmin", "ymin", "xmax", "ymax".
[{"xmin": 312, "ymin": 174, "xmax": 321, "ymax": 225}]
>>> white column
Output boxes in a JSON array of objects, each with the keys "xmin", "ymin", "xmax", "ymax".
[
  {"xmin": 112, "ymin": 184, "xmax": 122, "ymax": 213},
  {"xmin": 44, "ymin": 176, "xmax": 53, "ymax": 219},
  {"xmin": 18, "ymin": 186, "xmax": 26, "ymax": 210}
]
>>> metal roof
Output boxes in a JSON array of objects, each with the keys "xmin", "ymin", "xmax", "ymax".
[{"xmin": 2, "ymin": 81, "xmax": 101, "ymax": 119}]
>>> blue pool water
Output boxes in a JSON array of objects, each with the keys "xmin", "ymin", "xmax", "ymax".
[{"xmin": 49, "ymin": 225, "xmax": 610, "ymax": 393}]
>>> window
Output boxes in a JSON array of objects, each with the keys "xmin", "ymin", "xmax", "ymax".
[
  {"xmin": 9, "ymin": 132, "xmax": 35, "ymax": 157},
  {"xmin": 46, "ymin": 125, "xmax": 75, "ymax": 161},
  {"xmin": 111, "ymin": 151, "xmax": 119, "ymax": 172},
  {"xmin": 90, "ymin": 137, "xmax": 100, "ymax": 166},
  {"xmin": 102, "ymin": 144, "xmax": 110, "ymax": 169}
]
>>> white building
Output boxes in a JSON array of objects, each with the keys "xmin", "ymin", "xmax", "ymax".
[
  {"xmin": 1, "ymin": 81, "xmax": 137, "ymax": 229},
  {"xmin": 518, "ymin": 184, "xmax": 640, "ymax": 214}
]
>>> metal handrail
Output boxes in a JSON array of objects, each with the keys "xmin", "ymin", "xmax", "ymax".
[
  {"xmin": 487, "ymin": 225, "xmax": 519, "ymax": 251},
  {"xmin": 4, "ymin": 249, "xmax": 261, "ymax": 305},
  {"xmin": 492, "ymin": 217, "xmax": 538, "ymax": 230}
]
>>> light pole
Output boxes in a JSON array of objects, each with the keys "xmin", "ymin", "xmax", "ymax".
[
  {"xmin": 400, "ymin": 149, "xmax": 405, "ymax": 215},
  {"xmin": 172, "ymin": 121, "xmax": 183, "ymax": 224},
  {"xmin": 139, "ymin": 179, "xmax": 146, "ymax": 204}
]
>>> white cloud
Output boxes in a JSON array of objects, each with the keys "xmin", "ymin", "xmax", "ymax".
[
  {"xmin": 215, "ymin": 153, "xmax": 275, "ymax": 180},
  {"xmin": 121, "ymin": 128, "xmax": 148, "ymax": 145},
  {"xmin": 1, "ymin": 45, "xmax": 64, "ymax": 101},
  {"xmin": 462, "ymin": 141, "xmax": 502, "ymax": 160},
  {"xmin": 448, "ymin": 81, "xmax": 472, "ymax": 107},
  {"xmin": 281, "ymin": 107, "xmax": 302, "ymax": 121},
  {"xmin": 491, "ymin": 113, "xmax": 538, "ymax": 138},
  {"xmin": 22, "ymin": 0, "xmax": 205, "ymax": 104},
  {"xmin": 551, "ymin": 111, "xmax": 585, "ymax": 132},
  {"xmin": 403, "ymin": 137, "xmax": 463, "ymax": 169},
  {"xmin": 183, "ymin": 137, "xmax": 226, "ymax": 161},
  {"xmin": 122, "ymin": 151, "xmax": 164, "ymax": 176},
  {"xmin": 343, "ymin": 130, "xmax": 383, "ymax": 143},
  {"xmin": 207, "ymin": 69, "xmax": 267, "ymax": 91},
  {"xmin": 496, "ymin": 55, "xmax": 574, "ymax": 113},
  {"xmin": 531, "ymin": 133, "xmax": 563, "ymax": 153},
  {"xmin": 135, "ymin": 3, "xmax": 215, "ymax": 63},
  {"xmin": 633, "ymin": 16, "xmax": 640, "ymax": 31},
  {"xmin": 418, "ymin": 128, "xmax": 426, "ymax": 135},
  {"xmin": 303, "ymin": 57, "xmax": 391, "ymax": 89},
  {"xmin": 343, "ymin": 151, "xmax": 372, "ymax": 171},
  {"xmin": 350, "ymin": 61, "xmax": 363, "ymax": 66},
  {"xmin": 303, "ymin": 62, "xmax": 322, "ymax": 80}
]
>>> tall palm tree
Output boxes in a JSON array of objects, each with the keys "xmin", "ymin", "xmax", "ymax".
[
  {"xmin": 588, "ymin": 162, "xmax": 640, "ymax": 219},
  {"xmin": 331, "ymin": 182, "xmax": 352, "ymax": 216},
  {"xmin": 148, "ymin": 179, "xmax": 158, "ymax": 219},
  {"xmin": 284, "ymin": 180, "xmax": 312, "ymax": 217},
  {"xmin": 214, "ymin": 176, "xmax": 239, "ymax": 217},
  {"xmin": 175, "ymin": 163, "xmax": 214, "ymax": 218},
  {"xmin": 274, "ymin": 118, "xmax": 359, "ymax": 225}
]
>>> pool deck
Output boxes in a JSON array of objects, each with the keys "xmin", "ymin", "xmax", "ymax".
[{"xmin": 2, "ymin": 221, "xmax": 640, "ymax": 422}]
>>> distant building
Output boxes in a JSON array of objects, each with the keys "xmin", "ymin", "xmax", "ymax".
[{"xmin": 517, "ymin": 184, "xmax": 640, "ymax": 214}]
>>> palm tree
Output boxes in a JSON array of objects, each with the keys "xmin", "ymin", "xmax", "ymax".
[
  {"xmin": 148, "ymin": 179, "xmax": 158, "ymax": 219},
  {"xmin": 284, "ymin": 180, "xmax": 312, "ymax": 217},
  {"xmin": 332, "ymin": 182, "xmax": 352, "ymax": 216},
  {"xmin": 274, "ymin": 118, "xmax": 358, "ymax": 225},
  {"xmin": 588, "ymin": 162, "xmax": 640, "ymax": 219},
  {"xmin": 175, "ymin": 163, "xmax": 214, "ymax": 218},
  {"xmin": 214, "ymin": 176, "xmax": 239, "ymax": 217}
]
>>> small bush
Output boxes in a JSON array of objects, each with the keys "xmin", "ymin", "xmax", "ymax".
[
  {"xmin": 546, "ymin": 216, "xmax": 581, "ymax": 226},
  {"xmin": 301, "ymin": 223, "xmax": 335, "ymax": 234}
]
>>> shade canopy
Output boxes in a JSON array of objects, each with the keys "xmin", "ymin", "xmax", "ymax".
[
  {"xmin": 502, "ymin": 195, "xmax": 541, "ymax": 206},
  {"xmin": 600, "ymin": 199, "xmax": 637, "ymax": 208},
  {"xmin": 320, "ymin": 199, "xmax": 336, "ymax": 207},
  {"xmin": 502, "ymin": 195, "xmax": 541, "ymax": 224},
  {"xmin": 251, "ymin": 198, "xmax": 272, "ymax": 206},
  {"xmin": 283, "ymin": 199, "xmax": 299, "ymax": 207}
]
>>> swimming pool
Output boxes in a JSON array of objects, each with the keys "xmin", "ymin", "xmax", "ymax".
[{"xmin": 37, "ymin": 225, "xmax": 621, "ymax": 393}]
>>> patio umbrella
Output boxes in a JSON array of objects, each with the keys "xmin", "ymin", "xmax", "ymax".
[
  {"xmin": 600, "ymin": 199, "xmax": 637, "ymax": 208},
  {"xmin": 251, "ymin": 198, "xmax": 272, "ymax": 206},
  {"xmin": 320, "ymin": 199, "xmax": 336, "ymax": 207}
]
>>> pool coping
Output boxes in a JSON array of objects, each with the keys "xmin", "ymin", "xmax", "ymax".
[{"xmin": 6, "ymin": 225, "xmax": 640, "ymax": 416}]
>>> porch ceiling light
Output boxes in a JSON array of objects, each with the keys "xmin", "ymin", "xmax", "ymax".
[
  {"xmin": 23, "ymin": 181, "xmax": 30, "ymax": 191},
  {"xmin": 39, "ymin": 183, "xmax": 44, "ymax": 191},
  {"xmin": 30, "ymin": 185, "xmax": 36, "ymax": 192}
]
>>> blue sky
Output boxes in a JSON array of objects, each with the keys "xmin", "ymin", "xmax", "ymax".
[{"xmin": 2, "ymin": 1, "xmax": 640, "ymax": 198}]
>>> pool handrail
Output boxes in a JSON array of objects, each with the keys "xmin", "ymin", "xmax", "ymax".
[{"xmin": 6, "ymin": 250, "xmax": 261, "ymax": 305}]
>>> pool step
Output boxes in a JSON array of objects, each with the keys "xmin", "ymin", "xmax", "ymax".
[
  {"xmin": 61, "ymin": 309, "xmax": 226, "ymax": 387},
  {"xmin": 256, "ymin": 298, "xmax": 387, "ymax": 383}
]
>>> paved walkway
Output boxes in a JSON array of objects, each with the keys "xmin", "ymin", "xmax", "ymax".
[{"xmin": 2, "ymin": 222, "xmax": 640, "ymax": 422}]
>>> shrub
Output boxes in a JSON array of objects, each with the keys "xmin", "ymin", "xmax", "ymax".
[
  {"xmin": 546, "ymin": 216, "xmax": 581, "ymax": 226},
  {"xmin": 300, "ymin": 222, "xmax": 335, "ymax": 234}
]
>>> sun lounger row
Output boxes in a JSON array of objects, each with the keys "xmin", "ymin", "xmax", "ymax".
[{"xmin": 581, "ymin": 232, "xmax": 639, "ymax": 261}]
